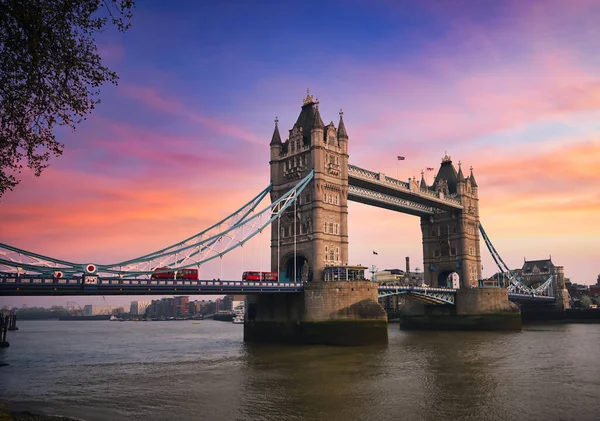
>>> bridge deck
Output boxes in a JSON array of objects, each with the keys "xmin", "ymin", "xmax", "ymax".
[
  {"xmin": 0, "ymin": 276, "xmax": 556, "ymax": 303},
  {"xmin": 0, "ymin": 276, "xmax": 303, "ymax": 296}
]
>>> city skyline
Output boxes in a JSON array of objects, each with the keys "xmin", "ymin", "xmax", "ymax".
[{"xmin": 2, "ymin": 0, "xmax": 600, "ymax": 308}]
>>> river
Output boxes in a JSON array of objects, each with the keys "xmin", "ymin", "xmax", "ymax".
[{"xmin": 1, "ymin": 320, "xmax": 599, "ymax": 421}]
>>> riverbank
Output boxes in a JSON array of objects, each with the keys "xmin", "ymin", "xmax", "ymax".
[
  {"xmin": 8, "ymin": 412, "xmax": 81, "ymax": 421},
  {"xmin": 1, "ymin": 403, "xmax": 81, "ymax": 421}
]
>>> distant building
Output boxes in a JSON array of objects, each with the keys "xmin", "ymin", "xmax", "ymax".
[
  {"xmin": 83, "ymin": 305, "xmax": 124, "ymax": 316},
  {"xmin": 130, "ymin": 301, "xmax": 151, "ymax": 315},
  {"xmin": 174, "ymin": 296, "xmax": 189, "ymax": 316}
]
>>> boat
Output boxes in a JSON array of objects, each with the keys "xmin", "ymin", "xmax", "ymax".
[
  {"xmin": 192, "ymin": 321, "xmax": 201, "ymax": 325},
  {"xmin": 232, "ymin": 315, "xmax": 244, "ymax": 324}
]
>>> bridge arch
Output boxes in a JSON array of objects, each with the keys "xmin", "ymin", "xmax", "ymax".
[
  {"xmin": 281, "ymin": 252, "xmax": 310, "ymax": 283},
  {"xmin": 437, "ymin": 270, "xmax": 459, "ymax": 288}
]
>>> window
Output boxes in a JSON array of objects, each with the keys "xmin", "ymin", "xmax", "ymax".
[
  {"xmin": 334, "ymin": 195, "xmax": 339, "ymax": 205},
  {"xmin": 334, "ymin": 247, "xmax": 339, "ymax": 262},
  {"xmin": 323, "ymin": 222, "xmax": 327, "ymax": 233},
  {"xmin": 334, "ymin": 224, "xmax": 339, "ymax": 235},
  {"xmin": 328, "ymin": 222, "xmax": 334, "ymax": 234}
]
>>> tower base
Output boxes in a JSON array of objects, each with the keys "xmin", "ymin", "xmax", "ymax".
[
  {"xmin": 400, "ymin": 288, "xmax": 522, "ymax": 331},
  {"xmin": 244, "ymin": 281, "xmax": 388, "ymax": 346}
]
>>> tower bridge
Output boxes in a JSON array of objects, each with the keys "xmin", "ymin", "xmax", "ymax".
[{"xmin": 0, "ymin": 93, "xmax": 569, "ymax": 345}]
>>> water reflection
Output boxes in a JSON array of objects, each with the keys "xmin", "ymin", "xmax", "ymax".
[
  {"xmin": 239, "ymin": 344, "xmax": 389, "ymax": 421},
  {"xmin": 1, "ymin": 321, "xmax": 600, "ymax": 421}
]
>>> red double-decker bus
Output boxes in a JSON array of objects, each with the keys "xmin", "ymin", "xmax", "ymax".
[
  {"xmin": 242, "ymin": 271, "xmax": 278, "ymax": 282},
  {"xmin": 152, "ymin": 267, "xmax": 198, "ymax": 280}
]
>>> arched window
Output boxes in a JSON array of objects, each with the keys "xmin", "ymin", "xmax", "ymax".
[{"xmin": 334, "ymin": 247, "xmax": 339, "ymax": 262}]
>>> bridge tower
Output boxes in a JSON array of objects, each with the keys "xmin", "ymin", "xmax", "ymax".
[
  {"xmin": 421, "ymin": 155, "xmax": 481, "ymax": 289},
  {"xmin": 269, "ymin": 92, "xmax": 348, "ymax": 283},
  {"xmin": 244, "ymin": 92, "xmax": 387, "ymax": 345}
]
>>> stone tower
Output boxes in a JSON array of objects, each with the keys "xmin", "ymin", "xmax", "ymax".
[
  {"xmin": 269, "ymin": 92, "xmax": 348, "ymax": 283},
  {"xmin": 420, "ymin": 154, "xmax": 481, "ymax": 288}
]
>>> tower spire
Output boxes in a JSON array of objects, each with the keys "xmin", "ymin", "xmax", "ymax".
[
  {"xmin": 270, "ymin": 116, "xmax": 282, "ymax": 146},
  {"xmin": 312, "ymin": 103, "xmax": 324, "ymax": 129},
  {"xmin": 337, "ymin": 109, "xmax": 348, "ymax": 140},
  {"xmin": 457, "ymin": 161, "xmax": 465, "ymax": 182},
  {"xmin": 469, "ymin": 166, "xmax": 478, "ymax": 187},
  {"xmin": 420, "ymin": 170, "xmax": 428, "ymax": 191}
]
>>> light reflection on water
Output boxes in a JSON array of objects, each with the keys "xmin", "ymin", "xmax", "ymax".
[{"xmin": 1, "ymin": 320, "xmax": 599, "ymax": 421}]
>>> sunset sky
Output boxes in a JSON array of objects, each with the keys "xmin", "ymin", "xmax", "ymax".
[{"xmin": 2, "ymin": 0, "xmax": 600, "ymax": 308}]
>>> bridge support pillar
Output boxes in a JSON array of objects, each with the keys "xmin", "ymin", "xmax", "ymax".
[
  {"xmin": 400, "ymin": 288, "xmax": 521, "ymax": 330},
  {"xmin": 244, "ymin": 281, "xmax": 388, "ymax": 345}
]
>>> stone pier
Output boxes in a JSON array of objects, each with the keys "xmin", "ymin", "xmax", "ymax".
[
  {"xmin": 400, "ymin": 288, "xmax": 522, "ymax": 330},
  {"xmin": 244, "ymin": 281, "xmax": 388, "ymax": 346}
]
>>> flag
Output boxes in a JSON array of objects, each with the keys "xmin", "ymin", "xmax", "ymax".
[
  {"xmin": 397, "ymin": 156, "xmax": 405, "ymax": 160},
  {"xmin": 426, "ymin": 167, "xmax": 434, "ymax": 171},
  {"xmin": 373, "ymin": 251, "xmax": 378, "ymax": 255}
]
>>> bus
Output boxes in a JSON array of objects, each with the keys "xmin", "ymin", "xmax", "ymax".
[
  {"xmin": 242, "ymin": 271, "xmax": 278, "ymax": 282},
  {"xmin": 151, "ymin": 267, "xmax": 199, "ymax": 280}
]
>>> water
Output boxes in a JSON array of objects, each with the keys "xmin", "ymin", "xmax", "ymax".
[{"xmin": 1, "ymin": 320, "xmax": 599, "ymax": 421}]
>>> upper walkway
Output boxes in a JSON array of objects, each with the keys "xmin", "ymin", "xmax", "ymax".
[{"xmin": 348, "ymin": 164, "xmax": 463, "ymax": 214}]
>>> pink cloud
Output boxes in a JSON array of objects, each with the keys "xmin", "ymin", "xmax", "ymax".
[{"xmin": 121, "ymin": 85, "xmax": 264, "ymax": 144}]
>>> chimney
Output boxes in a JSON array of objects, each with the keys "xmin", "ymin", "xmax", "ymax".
[{"xmin": 405, "ymin": 256, "xmax": 410, "ymax": 274}]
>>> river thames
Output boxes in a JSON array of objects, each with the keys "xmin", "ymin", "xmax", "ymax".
[{"xmin": 1, "ymin": 320, "xmax": 599, "ymax": 421}]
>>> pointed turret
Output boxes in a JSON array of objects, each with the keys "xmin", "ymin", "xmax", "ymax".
[
  {"xmin": 470, "ymin": 166, "xmax": 478, "ymax": 188},
  {"xmin": 312, "ymin": 103, "xmax": 324, "ymax": 130},
  {"xmin": 432, "ymin": 152, "xmax": 459, "ymax": 194},
  {"xmin": 270, "ymin": 117, "xmax": 282, "ymax": 146},
  {"xmin": 420, "ymin": 171, "xmax": 428, "ymax": 191},
  {"xmin": 337, "ymin": 109, "xmax": 348, "ymax": 140},
  {"xmin": 457, "ymin": 161, "xmax": 465, "ymax": 182}
]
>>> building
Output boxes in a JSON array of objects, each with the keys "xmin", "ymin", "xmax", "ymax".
[
  {"xmin": 129, "ymin": 300, "xmax": 151, "ymax": 315},
  {"xmin": 173, "ymin": 296, "xmax": 189, "ymax": 316},
  {"xmin": 83, "ymin": 305, "xmax": 124, "ymax": 316}
]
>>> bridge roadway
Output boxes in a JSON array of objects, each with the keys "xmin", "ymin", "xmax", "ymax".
[
  {"xmin": 0, "ymin": 275, "xmax": 556, "ymax": 304},
  {"xmin": 0, "ymin": 275, "xmax": 303, "ymax": 296}
]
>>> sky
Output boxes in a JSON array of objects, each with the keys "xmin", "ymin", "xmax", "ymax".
[{"xmin": 2, "ymin": 0, "xmax": 600, "ymax": 309}]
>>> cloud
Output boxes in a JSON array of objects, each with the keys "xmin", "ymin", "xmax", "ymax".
[{"xmin": 121, "ymin": 85, "xmax": 264, "ymax": 145}]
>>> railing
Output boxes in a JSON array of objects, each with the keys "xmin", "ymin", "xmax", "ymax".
[{"xmin": 377, "ymin": 285, "xmax": 457, "ymax": 305}]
